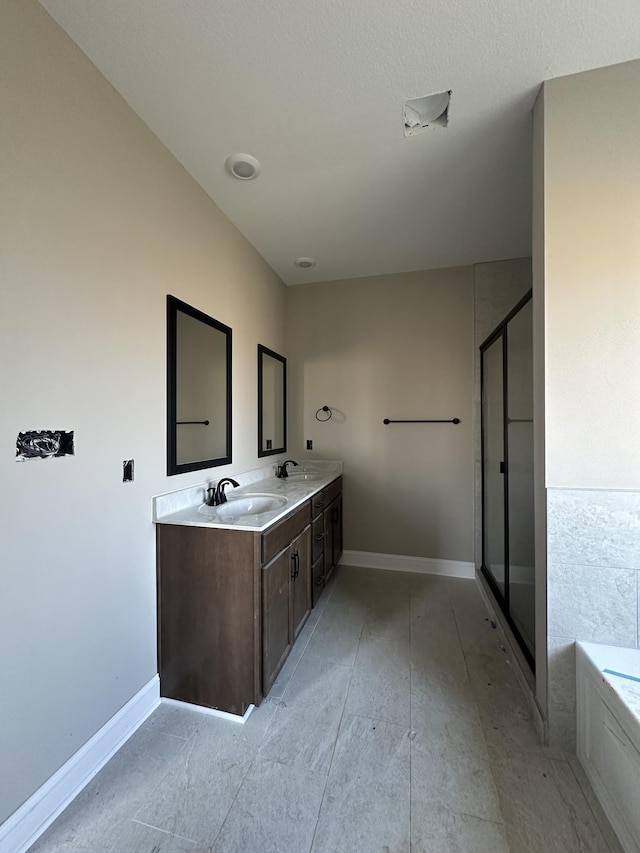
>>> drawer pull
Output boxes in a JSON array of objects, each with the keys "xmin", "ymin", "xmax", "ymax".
[
  {"xmin": 315, "ymin": 575, "xmax": 325, "ymax": 586},
  {"xmin": 290, "ymin": 551, "xmax": 300, "ymax": 580},
  {"xmin": 314, "ymin": 534, "xmax": 325, "ymax": 541},
  {"xmin": 315, "ymin": 501, "xmax": 324, "ymax": 509}
]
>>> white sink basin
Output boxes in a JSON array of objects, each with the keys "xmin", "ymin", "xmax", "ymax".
[
  {"xmin": 285, "ymin": 472, "xmax": 323, "ymax": 481},
  {"xmin": 200, "ymin": 494, "xmax": 287, "ymax": 519}
]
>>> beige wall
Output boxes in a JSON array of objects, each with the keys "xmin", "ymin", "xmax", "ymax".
[
  {"xmin": 536, "ymin": 60, "xmax": 640, "ymax": 749},
  {"xmin": 543, "ymin": 60, "xmax": 640, "ymax": 490},
  {"xmin": 532, "ymin": 87, "xmax": 548, "ymax": 722},
  {"xmin": 287, "ymin": 268, "xmax": 475, "ymax": 563},
  {"xmin": 0, "ymin": 0, "xmax": 285, "ymax": 824}
]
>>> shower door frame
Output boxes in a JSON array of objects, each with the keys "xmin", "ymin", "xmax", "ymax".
[{"xmin": 480, "ymin": 289, "xmax": 534, "ymax": 671}]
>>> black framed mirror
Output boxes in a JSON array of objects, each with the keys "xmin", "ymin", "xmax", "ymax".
[
  {"xmin": 258, "ymin": 344, "xmax": 286, "ymax": 457},
  {"xmin": 167, "ymin": 295, "xmax": 232, "ymax": 475}
]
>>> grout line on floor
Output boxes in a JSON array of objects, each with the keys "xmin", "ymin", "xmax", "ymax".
[
  {"xmin": 408, "ymin": 580, "xmax": 415, "ymax": 847},
  {"xmin": 128, "ymin": 817, "xmax": 200, "ymax": 845},
  {"xmin": 208, "ymin": 753, "xmax": 259, "ymax": 851},
  {"xmin": 564, "ymin": 757, "xmax": 621, "ymax": 853},
  {"xmin": 273, "ymin": 586, "xmax": 336, "ymax": 707},
  {"xmin": 307, "ymin": 571, "xmax": 363, "ymax": 853}
]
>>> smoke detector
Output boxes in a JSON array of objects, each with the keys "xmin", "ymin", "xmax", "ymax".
[{"xmin": 404, "ymin": 91, "xmax": 451, "ymax": 137}]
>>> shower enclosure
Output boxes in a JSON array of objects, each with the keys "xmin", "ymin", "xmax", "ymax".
[{"xmin": 480, "ymin": 291, "xmax": 535, "ymax": 667}]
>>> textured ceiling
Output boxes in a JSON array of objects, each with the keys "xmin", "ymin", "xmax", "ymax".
[{"xmin": 40, "ymin": 0, "xmax": 640, "ymax": 284}]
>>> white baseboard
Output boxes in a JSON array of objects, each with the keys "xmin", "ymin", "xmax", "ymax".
[
  {"xmin": 162, "ymin": 697, "xmax": 254, "ymax": 724},
  {"xmin": 339, "ymin": 550, "xmax": 475, "ymax": 579},
  {"xmin": 0, "ymin": 675, "xmax": 160, "ymax": 853}
]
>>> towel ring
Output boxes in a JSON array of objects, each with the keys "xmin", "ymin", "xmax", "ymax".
[{"xmin": 315, "ymin": 405, "xmax": 332, "ymax": 422}]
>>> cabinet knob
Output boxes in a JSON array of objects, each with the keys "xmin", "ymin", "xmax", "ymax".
[
  {"xmin": 314, "ymin": 534, "xmax": 324, "ymax": 541},
  {"xmin": 315, "ymin": 575, "xmax": 325, "ymax": 586}
]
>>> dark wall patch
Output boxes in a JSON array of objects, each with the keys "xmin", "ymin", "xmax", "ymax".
[{"xmin": 16, "ymin": 430, "xmax": 75, "ymax": 461}]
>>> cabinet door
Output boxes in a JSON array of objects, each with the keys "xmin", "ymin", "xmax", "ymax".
[
  {"xmin": 331, "ymin": 495, "xmax": 343, "ymax": 570},
  {"xmin": 323, "ymin": 502, "xmax": 335, "ymax": 583},
  {"xmin": 262, "ymin": 548, "xmax": 292, "ymax": 695},
  {"xmin": 311, "ymin": 514, "xmax": 325, "ymax": 563},
  {"xmin": 311, "ymin": 551, "xmax": 325, "ymax": 608},
  {"xmin": 323, "ymin": 504, "xmax": 333, "ymax": 581},
  {"xmin": 290, "ymin": 526, "xmax": 311, "ymax": 640},
  {"xmin": 323, "ymin": 495, "xmax": 343, "ymax": 584}
]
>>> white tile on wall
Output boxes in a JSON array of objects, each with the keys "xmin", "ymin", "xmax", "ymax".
[
  {"xmin": 548, "ymin": 562, "xmax": 637, "ymax": 646},
  {"xmin": 546, "ymin": 638, "xmax": 577, "ymax": 750},
  {"xmin": 638, "ymin": 573, "xmax": 640, "ymax": 649},
  {"xmin": 547, "ymin": 488, "xmax": 640, "ymax": 569},
  {"xmin": 547, "ymin": 707, "xmax": 577, "ymax": 752},
  {"xmin": 546, "ymin": 487, "xmax": 640, "ymax": 750},
  {"xmin": 547, "ymin": 638, "xmax": 576, "ymax": 714}
]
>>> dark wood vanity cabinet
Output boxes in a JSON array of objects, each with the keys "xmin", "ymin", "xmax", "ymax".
[
  {"xmin": 262, "ymin": 524, "xmax": 310, "ymax": 695},
  {"xmin": 156, "ymin": 477, "xmax": 340, "ymax": 716},
  {"xmin": 157, "ymin": 498, "xmax": 314, "ymax": 715},
  {"xmin": 311, "ymin": 515, "xmax": 326, "ymax": 606},
  {"xmin": 324, "ymin": 494, "xmax": 343, "ymax": 583},
  {"xmin": 262, "ymin": 547, "xmax": 291, "ymax": 695},
  {"xmin": 156, "ymin": 523, "xmax": 261, "ymax": 716},
  {"xmin": 290, "ymin": 527, "xmax": 311, "ymax": 640},
  {"xmin": 311, "ymin": 477, "xmax": 343, "ymax": 606}
]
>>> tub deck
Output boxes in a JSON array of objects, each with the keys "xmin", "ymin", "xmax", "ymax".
[{"xmin": 577, "ymin": 642, "xmax": 640, "ymax": 853}]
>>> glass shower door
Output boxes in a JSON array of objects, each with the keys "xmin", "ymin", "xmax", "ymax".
[
  {"xmin": 482, "ymin": 334, "xmax": 506, "ymax": 596},
  {"xmin": 506, "ymin": 299, "xmax": 535, "ymax": 656},
  {"xmin": 481, "ymin": 291, "xmax": 534, "ymax": 667}
]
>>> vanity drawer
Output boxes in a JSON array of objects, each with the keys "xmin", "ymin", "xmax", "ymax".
[
  {"xmin": 312, "ymin": 477, "xmax": 342, "ymax": 518},
  {"xmin": 323, "ymin": 477, "xmax": 342, "ymax": 506},
  {"xmin": 311, "ymin": 515, "xmax": 325, "ymax": 562},
  {"xmin": 262, "ymin": 502, "xmax": 311, "ymax": 565}
]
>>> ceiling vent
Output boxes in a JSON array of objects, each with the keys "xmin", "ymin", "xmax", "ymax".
[{"xmin": 404, "ymin": 91, "xmax": 451, "ymax": 137}]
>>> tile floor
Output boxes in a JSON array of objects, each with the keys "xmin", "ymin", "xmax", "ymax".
[{"xmin": 30, "ymin": 567, "xmax": 623, "ymax": 853}]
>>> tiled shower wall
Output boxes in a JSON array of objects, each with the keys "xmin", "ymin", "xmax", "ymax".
[{"xmin": 546, "ymin": 488, "xmax": 640, "ymax": 749}]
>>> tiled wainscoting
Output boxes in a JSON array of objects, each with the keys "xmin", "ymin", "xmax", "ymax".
[{"xmin": 547, "ymin": 487, "xmax": 640, "ymax": 750}]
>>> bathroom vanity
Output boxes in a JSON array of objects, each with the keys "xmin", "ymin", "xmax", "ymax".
[
  {"xmin": 311, "ymin": 477, "xmax": 342, "ymax": 605},
  {"xmin": 154, "ymin": 464, "xmax": 342, "ymax": 716}
]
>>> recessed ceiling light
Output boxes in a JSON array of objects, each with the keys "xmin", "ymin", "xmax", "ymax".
[
  {"xmin": 225, "ymin": 153, "xmax": 261, "ymax": 180},
  {"xmin": 294, "ymin": 258, "xmax": 316, "ymax": 269}
]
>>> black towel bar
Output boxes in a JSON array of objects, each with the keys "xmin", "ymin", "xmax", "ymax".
[{"xmin": 383, "ymin": 418, "xmax": 460, "ymax": 425}]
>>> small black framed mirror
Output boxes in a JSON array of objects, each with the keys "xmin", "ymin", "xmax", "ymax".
[
  {"xmin": 167, "ymin": 295, "xmax": 232, "ymax": 475},
  {"xmin": 258, "ymin": 344, "xmax": 286, "ymax": 457}
]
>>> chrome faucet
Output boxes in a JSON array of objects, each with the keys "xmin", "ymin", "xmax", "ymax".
[
  {"xmin": 207, "ymin": 477, "xmax": 240, "ymax": 506},
  {"xmin": 276, "ymin": 460, "xmax": 298, "ymax": 479}
]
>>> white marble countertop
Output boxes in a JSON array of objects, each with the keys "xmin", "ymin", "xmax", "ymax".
[
  {"xmin": 152, "ymin": 460, "xmax": 342, "ymax": 533},
  {"xmin": 578, "ymin": 641, "xmax": 640, "ymax": 723}
]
